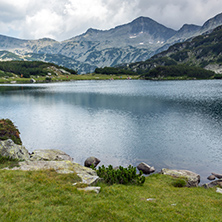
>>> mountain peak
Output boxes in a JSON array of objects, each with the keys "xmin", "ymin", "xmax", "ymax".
[{"xmin": 201, "ymin": 12, "xmax": 222, "ymax": 32}]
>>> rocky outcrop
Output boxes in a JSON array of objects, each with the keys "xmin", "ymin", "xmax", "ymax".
[
  {"xmin": 0, "ymin": 139, "xmax": 30, "ymax": 160},
  {"xmin": 30, "ymin": 149, "xmax": 73, "ymax": 162},
  {"xmin": 161, "ymin": 168, "xmax": 200, "ymax": 187},
  {"xmin": 84, "ymin": 156, "xmax": 100, "ymax": 168},
  {"xmin": 7, "ymin": 160, "xmax": 99, "ymax": 186},
  {"xmin": 137, "ymin": 162, "xmax": 155, "ymax": 174}
]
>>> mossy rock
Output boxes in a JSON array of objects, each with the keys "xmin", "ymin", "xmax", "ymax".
[{"xmin": 0, "ymin": 119, "xmax": 22, "ymax": 145}]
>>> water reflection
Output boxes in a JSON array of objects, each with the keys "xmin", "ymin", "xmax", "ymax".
[{"xmin": 1, "ymin": 80, "xmax": 222, "ymax": 183}]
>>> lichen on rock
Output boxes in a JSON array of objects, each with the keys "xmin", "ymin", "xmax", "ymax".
[{"xmin": 0, "ymin": 139, "xmax": 30, "ymax": 160}]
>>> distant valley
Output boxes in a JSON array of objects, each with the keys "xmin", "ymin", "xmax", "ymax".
[{"xmin": 0, "ymin": 13, "xmax": 222, "ymax": 73}]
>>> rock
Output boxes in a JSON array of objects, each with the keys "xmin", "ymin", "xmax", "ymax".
[
  {"xmin": 0, "ymin": 139, "xmax": 30, "ymax": 160},
  {"xmin": 77, "ymin": 186, "xmax": 101, "ymax": 194},
  {"xmin": 203, "ymin": 180, "xmax": 222, "ymax": 188},
  {"xmin": 216, "ymin": 188, "xmax": 222, "ymax": 194},
  {"xmin": 30, "ymin": 78, "xmax": 36, "ymax": 83},
  {"xmin": 161, "ymin": 168, "xmax": 200, "ymax": 187},
  {"xmin": 207, "ymin": 175, "xmax": 216, "ymax": 181},
  {"xmin": 211, "ymin": 172, "xmax": 222, "ymax": 179},
  {"xmin": 73, "ymin": 162, "xmax": 100, "ymax": 185},
  {"xmin": 84, "ymin": 156, "xmax": 100, "ymax": 168},
  {"xmin": 6, "ymin": 160, "xmax": 99, "ymax": 186},
  {"xmin": 30, "ymin": 149, "xmax": 73, "ymax": 161},
  {"xmin": 137, "ymin": 162, "xmax": 155, "ymax": 174}
]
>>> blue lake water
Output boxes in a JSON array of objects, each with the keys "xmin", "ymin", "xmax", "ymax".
[{"xmin": 1, "ymin": 80, "xmax": 222, "ymax": 183}]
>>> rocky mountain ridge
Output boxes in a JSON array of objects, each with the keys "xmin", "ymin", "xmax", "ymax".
[
  {"xmin": 0, "ymin": 13, "xmax": 222, "ymax": 73},
  {"xmin": 122, "ymin": 25, "xmax": 222, "ymax": 75}
]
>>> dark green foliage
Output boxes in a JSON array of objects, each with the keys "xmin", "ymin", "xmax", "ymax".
[
  {"xmin": 0, "ymin": 119, "xmax": 22, "ymax": 145},
  {"xmin": 170, "ymin": 50, "xmax": 189, "ymax": 61},
  {"xmin": 95, "ymin": 67, "xmax": 135, "ymax": 75},
  {"xmin": 171, "ymin": 178, "xmax": 187, "ymax": 187},
  {"xmin": 214, "ymin": 74, "xmax": 222, "ymax": 79},
  {"xmin": 143, "ymin": 65, "xmax": 214, "ymax": 79},
  {"xmin": 95, "ymin": 165, "xmax": 145, "ymax": 185},
  {"xmin": 0, "ymin": 61, "xmax": 77, "ymax": 77}
]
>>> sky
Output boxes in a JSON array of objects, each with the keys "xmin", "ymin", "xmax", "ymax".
[{"xmin": 0, "ymin": 0, "xmax": 222, "ymax": 41}]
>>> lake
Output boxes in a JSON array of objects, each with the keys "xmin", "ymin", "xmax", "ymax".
[{"xmin": 1, "ymin": 80, "xmax": 222, "ymax": 183}]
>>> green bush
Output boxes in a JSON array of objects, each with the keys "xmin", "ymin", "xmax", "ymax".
[
  {"xmin": 94, "ymin": 165, "xmax": 145, "ymax": 185},
  {"xmin": 171, "ymin": 178, "xmax": 187, "ymax": 187}
]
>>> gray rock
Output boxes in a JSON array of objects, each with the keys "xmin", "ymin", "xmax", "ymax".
[
  {"xmin": 84, "ymin": 156, "xmax": 100, "ymax": 168},
  {"xmin": 211, "ymin": 172, "xmax": 222, "ymax": 179},
  {"xmin": 207, "ymin": 175, "xmax": 216, "ymax": 181},
  {"xmin": 77, "ymin": 186, "xmax": 101, "ymax": 194},
  {"xmin": 30, "ymin": 149, "xmax": 73, "ymax": 161},
  {"xmin": 161, "ymin": 168, "xmax": 200, "ymax": 187},
  {"xmin": 216, "ymin": 188, "xmax": 222, "ymax": 194},
  {"xmin": 6, "ymin": 160, "xmax": 99, "ymax": 186},
  {"xmin": 137, "ymin": 162, "xmax": 155, "ymax": 174},
  {"xmin": 0, "ymin": 139, "xmax": 30, "ymax": 160},
  {"xmin": 203, "ymin": 179, "xmax": 222, "ymax": 188}
]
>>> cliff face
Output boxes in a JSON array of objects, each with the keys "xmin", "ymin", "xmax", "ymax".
[{"xmin": 0, "ymin": 13, "xmax": 222, "ymax": 73}]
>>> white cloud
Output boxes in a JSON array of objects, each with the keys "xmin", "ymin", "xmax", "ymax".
[{"xmin": 0, "ymin": 0, "xmax": 221, "ymax": 40}]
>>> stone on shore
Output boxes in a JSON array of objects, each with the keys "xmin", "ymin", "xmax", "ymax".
[
  {"xmin": 207, "ymin": 175, "xmax": 216, "ymax": 181},
  {"xmin": 84, "ymin": 156, "xmax": 100, "ymax": 168},
  {"xmin": 211, "ymin": 172, "xmax": 222, "ymax": 179},
  {"xmin": 0, "ymin": 139, "xmax": 30, "ymax": 160},
  {"xmin": 161, "ymin": 168, "xmax": 200, "ymax": 187},
  {"xmin": 137, "ymin": 162, "xmax": 155, "ymax": 174},
  {"xmin": 203, "ymin": 179, "xmax": 222, "ymax": 188},
  {"xmin": 30, "ymin": 149, "xmax": 73, "ymax": 161}
]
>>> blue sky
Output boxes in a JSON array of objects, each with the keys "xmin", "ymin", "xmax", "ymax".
[{"xmin": 0, "ymin": 0, "xmax": 221, "ymax": 41}]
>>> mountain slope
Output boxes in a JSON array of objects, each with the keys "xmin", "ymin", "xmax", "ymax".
[
  {"xmin": 0, "ymin": 13, "xmax": 222, "ymax": 73},
  {"xmin": 125, "ymin": 25, "xmax": 222, "ymax": 74}
]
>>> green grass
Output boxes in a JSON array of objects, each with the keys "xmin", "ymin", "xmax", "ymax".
[
  {"xmin": 0, "ymin": 170, "xmax": 221, "ymax": 221},
  {"xmin": 0, "ymin": 73, "xmax": 140, "ymax": 84}
]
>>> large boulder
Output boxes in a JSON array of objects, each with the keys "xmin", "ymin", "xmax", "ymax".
[
  {"xmin": 137, "ymin": 162, "xmax": 155, "ymax": 174},
  {"xmin": 0, "ymin": 139, "xmax": 30, "ymax": 160},
  {"xmin": 161, "ymin": 168, "xmax": 200, "ymax": 187},
  {"xmin": 84, "ymin": 156, "xmax": 100, "ymax": 168},
  {"xmin": 30, "ymin": 149, "xmax": 73, "ymax": 161}
]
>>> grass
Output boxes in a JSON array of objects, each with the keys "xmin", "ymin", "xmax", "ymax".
[
  {"xmin": 0, "ymin": 73, "xmax": 140, "ymax": 84},
  {"xmin": 0, "ymin": 169, "xmax": 221, "ymax": 221}
]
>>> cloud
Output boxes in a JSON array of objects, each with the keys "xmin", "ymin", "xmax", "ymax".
[{"xmin": 0, "ymin": 0, "xmax": 221, "ymax": 40}]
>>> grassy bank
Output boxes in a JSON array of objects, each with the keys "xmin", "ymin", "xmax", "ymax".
[
  {"xmin": 0, "ymin": 73, "xmax": 140, "ymax": 84},
  {"xmin": 0, "ymin": 169, "xmax": 221, "ymax": 221}
]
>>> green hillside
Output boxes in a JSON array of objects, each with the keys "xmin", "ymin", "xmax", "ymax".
[{"xmin": 123, "ymin": 25, "xmax": 222, "ymax": 79}]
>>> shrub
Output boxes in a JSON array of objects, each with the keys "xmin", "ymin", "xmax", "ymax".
[
  {"xmin": 94, "ymin": 165, "xmax": 145, "ymax": 185},
  {"xmin": 0, "ymin": 119, "xmax": 22, "ymax": 145},
  {"xmin": 171, "ymin": 178, "xmax": 187, "ymax": 187}
]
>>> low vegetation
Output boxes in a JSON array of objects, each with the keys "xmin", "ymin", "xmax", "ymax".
[
  {"xmin": 94, "ymin": 165, "xmax": 145, "ymax": 185},
  {"xmin": 0, "ymin": 119, "xmax": 22, "ymax": 145},
  {"xmin": 0, "ymin": 166, "xmax": 221, "ymax": 221},
  {"xmin": 0, "ymin": 143, "xmax": 220, "ymax": 221},
  {"xmin": 142, "ymin": 65, "xmax": 215, "ymax": 80}
]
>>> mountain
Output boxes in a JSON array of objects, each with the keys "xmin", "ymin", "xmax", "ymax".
[
  {"xmin": 122, "ymin": 25, "xmax": 222, "ymax": 75},
  {"xmin": 0, "ymin": 13, "xmax": 222, "ymax": 73}
]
